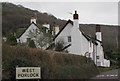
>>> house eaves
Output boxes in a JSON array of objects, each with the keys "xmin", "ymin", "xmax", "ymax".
[
  {"xmin": 53, "ymin": 19, "xmax": 73, "ymax": 41},
  {"xmin": 17, "ymin": 22, "xmax": 40, "ymax": 38}
]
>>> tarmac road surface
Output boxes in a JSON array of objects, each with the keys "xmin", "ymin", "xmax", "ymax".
[{"xmin": 92, "ymin": 69, "xmax": 119, "ymax": 79}]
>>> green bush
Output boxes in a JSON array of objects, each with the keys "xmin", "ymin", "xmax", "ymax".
[
  {"xmin": 6, "ymin": 32, "xmax": 17, "ymax": 45},
  {"xmin": 105, "ymin": 48, "xmax": 120, "ymax": 68},
  {"xmin": 55, "ymin": 40, "xmax": 64, "ymax": 52},
  {"xmin": 9, "ymin": 58, "xmax": 32, "ymax": 80}
]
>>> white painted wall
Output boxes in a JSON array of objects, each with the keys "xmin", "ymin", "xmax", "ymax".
[
  {"xmin": 55, "ymin": 23, "xmax": 73, "ymax": 47},
  {"xmin": 96, "ymin": 32, "xmax": 110, "ymax": 67},
  {"xmin": 70, "ymin": 19, "xmax": 83, "ymax": 55},
  {"xmin": 55, "ymin": 26, "xmax": 59, "ymax": 35},
  {"xmin": 18, "ymin": 24, "xmax": 40, "ymax": 43},
  {"xmin": 103, "ymin": 59, "xmax": 110, "ymax": 67},
  {"xmin": 96, "ymin": 32, "xmax": 102, "ymax": 66},
  {"xmin": 42, "ymin": 24, "xmax": 50, "ymax": 29},
  {"xmin": 31, "ymin": 18, "xmax": 36, "ymax": 24},
  {"xmin": 96, "ymin": 32, "xmax": 103, "ymax": 64},
  {"xmin": 81, "ymin": 34, "xmax": 89, "ymax": 56},
  {"xmin": 88, "ymin": 41, "xmax": 94, "ymax": 60},
  {"xmin": 93, "ymin": 44, "xmax": 97, "ymax": 65}
]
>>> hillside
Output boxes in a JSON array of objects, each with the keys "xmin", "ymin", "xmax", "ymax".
[
  {"xmin": 2, "ymin": 2, "xmax": 119, "ymax": 49},
  {"xmin": 80, "ymin": 24, "xmax": 118, "ymax": 49},
  {"xmin": 2, "ymin": 2, "xmax": 66, "ymax": 36}
]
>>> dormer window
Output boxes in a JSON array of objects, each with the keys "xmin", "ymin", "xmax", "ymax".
[{"xmin": 68, "ymin": 36, "xmax": 71, "ymax": 42}]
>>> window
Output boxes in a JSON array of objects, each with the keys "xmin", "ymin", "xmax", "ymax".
[
  {"xmin": 68, "ymin": 36, "xmax": 71, "ymax": 42},
  {"xmin": 27, "ymin": 38, "xmax": 31, "ymax": 42},
  {"xmin": 96, "ymin": 56, "xmax": 99, "ymax": 59}
]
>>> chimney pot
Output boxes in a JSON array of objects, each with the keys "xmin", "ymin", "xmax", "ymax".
[
  {"xmin": 73, "ymin": 10, "xmax": 79, "ymax": 19},
  {"xmin": 96, "ymin": 24, "xmax": 101, "ymax": 32},
  {"xmin": 75, "ymin": 11, "xmax": 77, "ymax": 14},
  {"xmin": 31, "ymin": 17, "xmax": 37, "ymax": 24}
]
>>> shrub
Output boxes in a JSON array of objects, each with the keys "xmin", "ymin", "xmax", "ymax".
[
  {"xmin": 9, "ymin": 58, "xmax": 32, "ymax": 80},
  {"xmin": 55, "ymin": 40, "xmax": 64, "ymax": 52},
  {"xmin": 6, "ymin": 32, "xmax": 17, "ymax": 45}
]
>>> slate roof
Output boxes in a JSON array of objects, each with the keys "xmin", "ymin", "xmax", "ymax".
[
  {"xmin": 16, "ymin": 28, "xmax": 26, "ymax": 38},
  {"xmin": 16, "ymin": 22, "xmax": 40, "ymax": 38},
  {"xmin": 16, "ymin": 22, "xmax": 50, "ymax": 38},
  {"xmin": 53, "ymin": 19, "xmax": 102, "ymax": 45},
  {"xmin": 53, "ymin": 19, "xmax": 73, "ymax": 40}
]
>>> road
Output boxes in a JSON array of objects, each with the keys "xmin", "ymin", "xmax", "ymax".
[{"xmin": 92, "ymin": 69, "xmax": 119, "ymax": 79}]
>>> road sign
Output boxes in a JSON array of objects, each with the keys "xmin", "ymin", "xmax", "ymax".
[{"xmin": 16, "ymin": 67, "xmax": 41, "ymax": 79}]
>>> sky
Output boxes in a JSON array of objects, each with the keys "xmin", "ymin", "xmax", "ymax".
[{"xmin": 12, "ymin": 1, "xmax": 119, "ymax": 25}]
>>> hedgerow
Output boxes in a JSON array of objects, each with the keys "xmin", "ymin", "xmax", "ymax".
[{"xmin": 2, "ymin": 44, "xmax": 99, "ymax": 79}]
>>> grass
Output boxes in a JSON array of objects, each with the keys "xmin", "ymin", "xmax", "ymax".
[
  {"xmin": 98, "ymin": 65, "xmax": 119, "ymax": 74},
  {"xmin": 98, "ymin": 67, "xmax": 112, "ymax": 74}
]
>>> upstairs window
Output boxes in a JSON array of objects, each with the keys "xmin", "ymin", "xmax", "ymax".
[
  {"xmin": 68, "ymin": 36, "xmax": 71, "ymax": 42},
  {"xmin": 96, "ymin": 56, "xmax": 99, "ymax": 59}
]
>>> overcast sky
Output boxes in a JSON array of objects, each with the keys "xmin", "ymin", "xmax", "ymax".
[{"xmin": 13, "ymin": 2, "xmax": 118, "ymax": 25}]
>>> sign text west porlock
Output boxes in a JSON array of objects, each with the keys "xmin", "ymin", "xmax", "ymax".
[{"xmin": 16, "ymin": 67, "xmax": 41, "ymax": 79}]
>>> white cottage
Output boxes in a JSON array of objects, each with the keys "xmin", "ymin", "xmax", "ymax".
[
  {"xmin": 53, "ymin": 11, "xmax": 110, "ymax": 67},
  {"xmin": 17, "ymin": 17, "xmax": 40, "ymax": 43},
  {"xmin": 17, "ymin": 17, "xmax": 51, "ymax": 49}
]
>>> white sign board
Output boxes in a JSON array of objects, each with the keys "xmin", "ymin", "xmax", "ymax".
[{"xmin": 16, "ymin": 67, "xmax": 41, "ymax": 79}]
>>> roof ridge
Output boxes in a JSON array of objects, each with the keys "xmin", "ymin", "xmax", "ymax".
[{"xmin": 17, "ymin": 22, "xmax": 40, "ymax": 38}]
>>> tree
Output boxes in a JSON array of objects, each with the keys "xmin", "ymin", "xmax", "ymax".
[
  {"xmin": 28, "ymin": 39, "xmax": 36, "ymax": 48},
  {"xmin": 105, "ymin": 48, "xmax": 120, "ymax": 68},
  {"xmin": 27, "ymin": 28, "xmax": 52, "ymax": 49},
  {"xmin": 6, "ymin": 32, "xmax": 17, "ymax": 45}
]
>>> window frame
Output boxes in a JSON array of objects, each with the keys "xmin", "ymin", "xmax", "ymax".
[{"xmin": 68, "ymin": 36, "xmax": 71, "ymax": 42}]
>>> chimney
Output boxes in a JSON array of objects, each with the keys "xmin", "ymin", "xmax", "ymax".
[
  {"xmin": 73, "ymin": 10, "xmax": 79, "ymax": 20},
  {"xmin": 31, "ymin": 17, "xmax": 37, "ymax": 24},
  {"xmin": 73, "ymin": 10, "xmax": 79, "ymax": 29},
  {"xmin": 42, "ymin": 23, "xmax": 50, "ymax": 29},
  {"xmin": 42, "ymin": 23, "xmax": 50, "ymax": 33},
  {"xmin": 52, "ymin": 22, "xmax": 56, "ymax": 36},
  {"xmin": 96, "ymin": 24, "xmax": 102, "ymax": 41},
  {"xmin": 96, "ymin": 24, "xmax": 101, "ymax": 32},
  {"xmin": 55, "ymin": 25, "xmax": 59, "ymax": 35}
]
